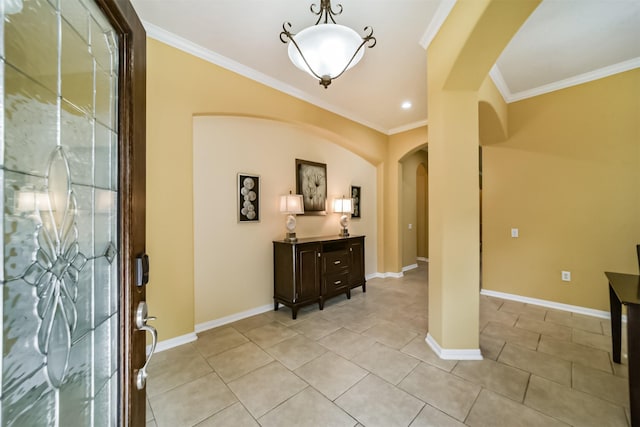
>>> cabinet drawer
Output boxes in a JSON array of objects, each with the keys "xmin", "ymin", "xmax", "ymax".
[
  {"xmin": 323, "ymin": 250, "xmax": 350, "ymax": 273},
  {"xmin": 323, "ymin": 271, "xmax": 350, "ymax": 295}
]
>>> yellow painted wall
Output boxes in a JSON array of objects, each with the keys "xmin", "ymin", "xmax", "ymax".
[
  {"xmin": 482, "ymin": 69, "xmax": 640, "ymax": 311},
  {"xmin": 146, "ymin": 27, "xmax": 637, "ymax": 346},
  {"xmin": 193, "ymin": 116, "xmax": 378, "ymax": 325},
  {"xmin": 146, "ymin": 38, "xmax": 387, "ymax": 340},
  {"xmin": 400, "ymin": 150, "xmax": 428, "ymax": 268},
  {"xmin": 479, "ymin": 76, "xmax": 508, "ymax": 145}
]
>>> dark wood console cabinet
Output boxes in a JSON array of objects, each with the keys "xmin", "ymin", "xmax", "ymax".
[{"xmin": 273, "ymin": 235, "xmax": 366, "ymax": 319}]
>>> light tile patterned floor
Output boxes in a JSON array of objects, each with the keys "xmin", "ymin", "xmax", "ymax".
[{"xmin": 146, "ymin": 262, "xmax": 631, "ymax": 426}]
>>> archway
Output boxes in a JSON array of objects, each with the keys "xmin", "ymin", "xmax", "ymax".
[
  {"xmin": 399, "ymin": 146, "xmax": 428, "ymax": 271},
  {"xmin": 416, "ymin": 162, "xmax": 428, "ymax": 261}
]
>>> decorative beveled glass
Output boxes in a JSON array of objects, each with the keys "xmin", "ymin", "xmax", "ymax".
[{"xmin": 2, "ymin": 0, "xmax": 120, "ymax": 424}]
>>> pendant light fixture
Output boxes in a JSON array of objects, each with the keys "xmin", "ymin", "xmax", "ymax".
[{"xmin": 280, "ymin": 0, "xmax": 376, "ymax": 88}]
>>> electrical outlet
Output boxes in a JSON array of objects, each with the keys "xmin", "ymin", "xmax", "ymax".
[
  {"xmin": 408, "ymin": 223, "xmax": 412, "ymax": 230},
  {"xmin": 561, "ymin": 271, "xmax": 571, "ymax": 282},
  {"xmin": 511, "ymin": 228, "xmax": 519, "ymax": 238}
]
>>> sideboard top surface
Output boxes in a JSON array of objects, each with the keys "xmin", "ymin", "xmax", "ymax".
[{"xmin": 273, "ymin": 235, "xmax": 364, "ymax": 245}]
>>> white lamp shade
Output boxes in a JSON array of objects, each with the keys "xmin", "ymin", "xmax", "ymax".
[
  {"xmin": 4, "ymin": 0, "xmax": 23, "ymax": 14},
  {"xmin": 288, "ymin": 23, "xmax": 365, "ymax": 79},
  {"xmin": 280, "ymin": 194, "xmax": 304, "ymax": 214},
  {"xmin": 15, "ymin": 191, "xmax": 48, "ymax": 212},
  {"xmin": 332, "ymin": 197, "xmax": 353, "ymax": 214}
]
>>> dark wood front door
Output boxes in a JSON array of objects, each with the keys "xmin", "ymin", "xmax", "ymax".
[
  {"xmin": 1, "ymin": 0, "xmax": 147, "ymax": 424},
  {"xmin": 102, "ymin": 0, "xmax": 148, "ymax": 424}
]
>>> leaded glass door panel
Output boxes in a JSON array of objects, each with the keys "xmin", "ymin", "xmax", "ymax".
[{"xmin": 1, "ymin": 0, "xmax": 147, "ymax": 425}]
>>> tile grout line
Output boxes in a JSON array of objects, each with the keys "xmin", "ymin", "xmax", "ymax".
[{"xmin": 150, "ymin": 263, "xmax": 631, "ymax": 427}]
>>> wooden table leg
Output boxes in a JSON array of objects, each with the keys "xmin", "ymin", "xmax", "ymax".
[
  {"xmin": 610, "ymin": 284, "xmax": 622, "ymax": 364},
  {"xmin": 628, "ymin": 304, "xmax": 640, "ymax": 425}
]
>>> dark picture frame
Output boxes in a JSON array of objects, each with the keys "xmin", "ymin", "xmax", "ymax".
[
  {"xmin": 238, "ymin": 173, "xmax": 260, "ymax": 222},
  {"xmin": 351, "ymin": 185, "xmax": 361, "ymax": 218},
  {"xmin": 296, "ymin": 159, "xmax": 327, "ymax": 215}
]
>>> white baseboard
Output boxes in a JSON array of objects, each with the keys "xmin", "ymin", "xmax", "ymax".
[
  {"xmin": 367, "ymin": 272, "xmax": 404, "ymax": 279},
  {"xmin": 150, "ymin": 332, "xmax": 198, "ymax": 354},
  {"xmin": 417, "ymin": 257, "xmax": 429, "ymax": 262},
  {"xmin": 402, "ymin": 264, "xmax": 418, "ymax": 272},
  {"xmin": 383, "ymin": 271, "xmax": 404, "ymax": 278},
  {"xmin": 366, "ymin": 264, "xmax": 421, "ymax": 279},
  {"xmin": 195, "ymin": 304, "xmax": 273, "ymax": 333},
  {"xmin": 480, "ymin": 289, "xmax": 623, "ymax": 321},
  {"xmin": 151, "ymin": 304, "xmax": 273, "ymax": 353},
  {"xmin": 426, "ymin": 333, "xmax": 483, "ymax": 360}
]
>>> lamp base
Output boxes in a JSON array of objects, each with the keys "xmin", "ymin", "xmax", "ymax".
[
  {"xmin": 285, "ymin": 232, "xmax": 298, "ymax": 242},
  {"xmin": 339, "ymin": 214, "xmax": 350, "ymax": 237}
]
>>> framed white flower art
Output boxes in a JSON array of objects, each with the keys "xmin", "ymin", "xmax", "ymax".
[{"xmin": 296, "ymin": 159, "xmax": 327, "ymax": 215}]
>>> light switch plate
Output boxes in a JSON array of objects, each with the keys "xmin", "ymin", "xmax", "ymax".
[{"xmin": 511, "ymin": 228, "xmax": 519, "ymax": 238}]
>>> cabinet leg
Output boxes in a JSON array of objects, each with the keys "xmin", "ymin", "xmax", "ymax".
[
  {"xmin": 362, "ymin": 282, "xmax": 366, "ymax": 292},
  {"xmin": 610, "ymin": 284, "xmax": 622, "ymax": 363},
  {"xmin": 346, "ymin": 289, "xmax": 351, "ymax": 299},
  {"xmin": 292, "ymin": 308, "xmax": 297, "ymax": 320},
  {"xmin": 628, "ymin": 305, "xmax": 640, "ymax": 426},
  {"xmin": 319, "ymin": 299, "xmax": 324, "ymax": 310},
  {"xmin": 274, "ymin": 301, "xmax": 279, "ymax": 311}
]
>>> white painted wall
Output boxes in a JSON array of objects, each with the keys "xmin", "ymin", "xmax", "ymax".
[{"xmin": 193, "ymin": 116, "xmax": 377, "ymax": 325}]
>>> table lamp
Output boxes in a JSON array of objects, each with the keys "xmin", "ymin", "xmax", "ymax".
[
  {"xmin": 332, "ymin": 195, "xmax": 354, "ymax": 237},
  {"xmin": 280, "ymin": 192, "xmax": 304, "ymax": 242}
]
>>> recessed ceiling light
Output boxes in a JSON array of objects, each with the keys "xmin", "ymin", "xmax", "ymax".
[{"xmin": 401, "ymin": 101, "xmax": 412, "ymax": 110}]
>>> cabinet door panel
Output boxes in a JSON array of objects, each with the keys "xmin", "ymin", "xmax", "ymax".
[
  {"xmin": 296, "ymin": 244, "xmax": 320, "ymax": 302},
  {"xmin": 273, "ymin": 243, "xmax": 295, "ymax": 302},
  {"xmin": 349, "ymin": 238, "xmax": 365, "ymax": 287}
]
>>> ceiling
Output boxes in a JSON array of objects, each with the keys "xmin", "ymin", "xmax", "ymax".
[{"xmin": 130, "ymin": 0, "xmax": 640, "ymax": 134}]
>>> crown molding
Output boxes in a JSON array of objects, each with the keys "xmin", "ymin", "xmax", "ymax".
[
  {"xmin": 489, "ymin": 64, "xmax": 512, "ymax": 102},
  {"xmin": 491, "ymin": 57, "xmax": 640, "ymax": 104},
  {"xmin": 419, "ymin": 0, "xmax": 457, "ymax": 49},
  {"xmin": 388, "ymin": 119, "xmax": 428, "ymax": 135},
  {"xmin": 142, "ymin": 20, "xmax": 388, "ymax": 134}
]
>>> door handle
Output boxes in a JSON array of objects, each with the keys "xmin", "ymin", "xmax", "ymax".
[{"xmin": 134, "ymin": 301, "xmax": 157, "ymax": 390}]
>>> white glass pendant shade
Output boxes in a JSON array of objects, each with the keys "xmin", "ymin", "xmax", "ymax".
[{"xmin": 288, "ymin": 23, "xmax": 364, "ymax": 79}]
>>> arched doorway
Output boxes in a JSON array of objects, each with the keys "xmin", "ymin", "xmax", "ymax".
[
  {"xmin": 399, "ymin": 147, "xmax": 428, "ymax": 270},
  {"xmin": 417, "ymin": 162, "xmax": 428, "ymax": 261}
]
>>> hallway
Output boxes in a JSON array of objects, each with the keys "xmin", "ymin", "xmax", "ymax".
[{"xmin": 145, "ymin": 262, "xmax": 629, "ymax": 426}]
